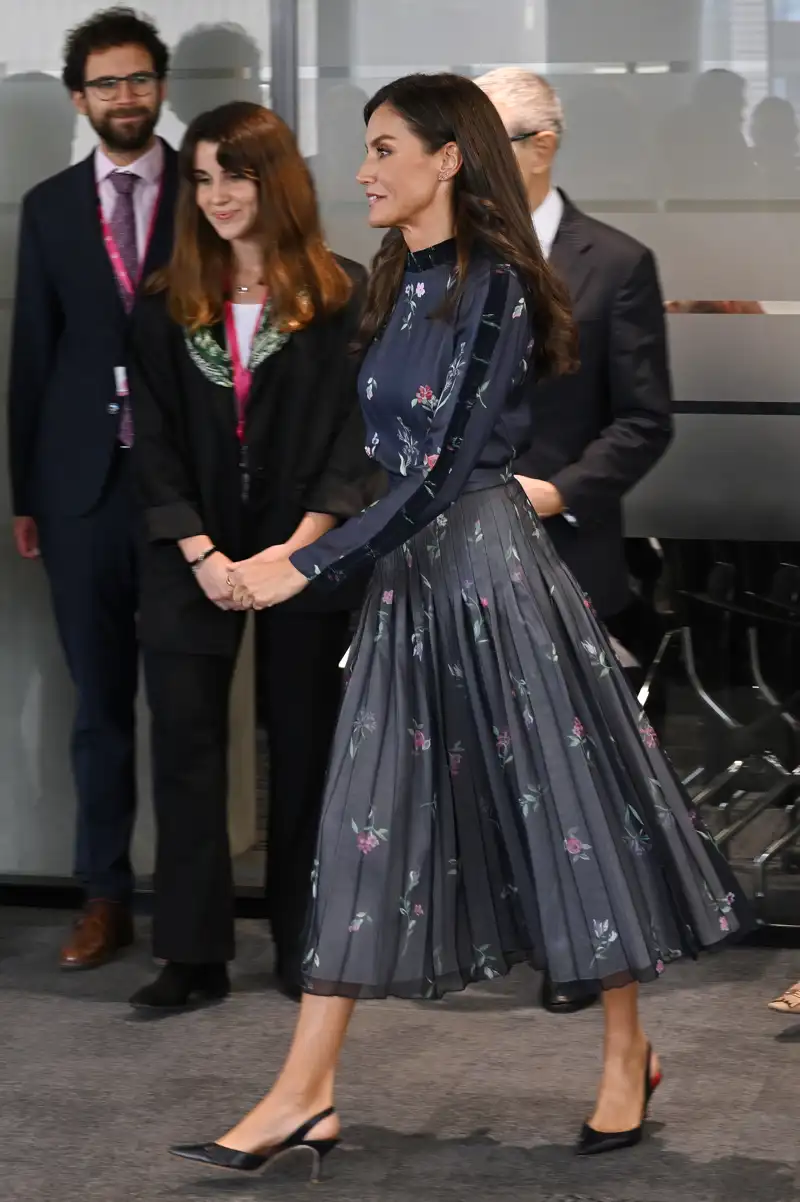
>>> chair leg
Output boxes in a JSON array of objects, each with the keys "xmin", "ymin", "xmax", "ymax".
[
  {"xmin": 681, "ymin": 625, "xmax": 740, "ymax": 729},
  {"xmin": 635, "ymin": 628, "xmax": 678, "ymax": 710},
  {"xmin": 748, "ymin": 625, "xmax": 783, "ymax": 708}
]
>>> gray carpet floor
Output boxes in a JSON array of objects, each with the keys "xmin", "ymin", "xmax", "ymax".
[{"xmin": 1, "ymin": 908, "xmax": 799, "ymax": 1202}]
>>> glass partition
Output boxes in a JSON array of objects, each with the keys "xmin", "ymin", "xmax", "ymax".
[
  {"xmin": 0, "ymin": 1, "xmax": 273, "ymax": 889},
  {"xmin": 298, "ymin": 0, "xmax": 800, "ymax": 543}
]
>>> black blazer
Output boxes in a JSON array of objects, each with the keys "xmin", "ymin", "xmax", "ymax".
[
  {"xmin": 129, "ymin": 259, "xmax": 378, "ymax": 655},
  {"xmin": 7, "ymin": 140, "xmax": 178, "ymax": 517},
  {"xmin": 515, "ymin": 193, "xmax": 673, "ymax": 619}
]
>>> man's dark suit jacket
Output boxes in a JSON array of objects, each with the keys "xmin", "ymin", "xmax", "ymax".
[
  {"xmin": 8, "ymin": 140, "xmax": 178, "ymax": 518},
  {"xmin": 515, "ymin": 192, "xmax": 673, "ymax": 619}
]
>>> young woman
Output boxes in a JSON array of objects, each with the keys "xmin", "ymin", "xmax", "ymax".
[
  {"xmin": 128, "ymin": 101, "xmax": 377, "ymax": 1009},
  {"xmin": 170, "ymin": 75, "xmax": 749, "ymax": 1170}
]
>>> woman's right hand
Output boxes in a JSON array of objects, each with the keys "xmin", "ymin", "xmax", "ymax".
[{"xmin": 194, "ymin": 552, "xmax": 246, "ymax": 610}]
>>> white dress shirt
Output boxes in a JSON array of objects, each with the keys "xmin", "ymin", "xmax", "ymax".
[
  {"xmin": 95, "ymin": 138, "xmax": 165, "ymax": 260},
  {"xmin": 532, "ymin": 186, "xmax": 564, "ymax": 261}
]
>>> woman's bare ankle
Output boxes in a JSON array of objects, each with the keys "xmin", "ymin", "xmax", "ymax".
[
  {"xmin": 268, "ymin": 1082, "xmax": 335, "ymax": 1119},
  {"xmin": 218, "ymin": 1094, "xmax": 339, "ymax": 1153},
  {"xmin": 603, "ymin": 1028, "xmax": 648, "ymax": 1064}
]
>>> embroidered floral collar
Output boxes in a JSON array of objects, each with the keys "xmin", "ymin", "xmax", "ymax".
[
  {"xmin": 183, "ymin": 302, "xmax": 289, "ymax": 389},
  {"xmin": 405, "ymin": 238, "xmax": 457, "ymax": 272}
]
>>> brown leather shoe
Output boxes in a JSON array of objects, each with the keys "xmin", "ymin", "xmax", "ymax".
[{"xmin": 59, "ymin": 900, "xmax": 134, "ymax": 971}]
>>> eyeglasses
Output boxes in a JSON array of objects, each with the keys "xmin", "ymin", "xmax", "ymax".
[
  {"xmin": 509, "ymin": 130, "xmax": 542, "ymax": 144},
  {"xmin": 84, "ymin": 71, "xmax": 159, "ymax": 101}
]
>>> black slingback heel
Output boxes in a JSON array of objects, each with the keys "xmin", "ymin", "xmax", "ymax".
[
  {"xmin": 169, "ymin": 1106, "xmax": 340, "ymax": 1181},
  {"xmin": 576, "ymin": 1046, "xmax": 662, "ymax": 1156}
]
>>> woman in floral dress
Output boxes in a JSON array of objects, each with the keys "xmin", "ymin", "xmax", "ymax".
[{"xmin": 171, "ymin": 74, "xmax": 750, "ymax": 1172}]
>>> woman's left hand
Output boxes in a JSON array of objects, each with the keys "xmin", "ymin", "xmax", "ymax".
[{"xmin": 229, "ymin": 555, "xmax": 309, "ymax": 609}]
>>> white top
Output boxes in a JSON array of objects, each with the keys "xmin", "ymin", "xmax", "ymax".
[
  {"xmin": 532, "ymin": 186, "xmax": 564, "ymax": 261},
  {"xmin": 231, "ymin": 303, "xmax": 262, "ymax": 365},
  {"xmin": 95, "ymin": 138, "xmax": 164, "ymax": 260}
]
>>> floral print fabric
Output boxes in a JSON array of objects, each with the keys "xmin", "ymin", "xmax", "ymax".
[
  {"xmin": 302, "ymin": 483, "xmax": 749, "ymax": 1000},
  {"xmin": 298, "ymin": 241, "xmax": 749, "ymax": 1001},
  {"xmin": 291, "ymin": 241, "xmax": 535, "ymax": 589}
]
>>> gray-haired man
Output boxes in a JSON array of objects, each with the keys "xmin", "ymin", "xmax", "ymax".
[{"xmin": 477, "ymin": 68, "xmax": 673, "ymax": 1015}]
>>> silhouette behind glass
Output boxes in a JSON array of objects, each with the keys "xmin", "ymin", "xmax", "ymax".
[
  {"xmin": 658, "ymin": 69, "xmax": 758, "ymax": 201},
  {"xmin": 169, "ymin": 23, "xmax": 262, "ymax": 128},
  {"xmin": 751, "ymin": 96, "xmax": 800, "ymax": 199}
]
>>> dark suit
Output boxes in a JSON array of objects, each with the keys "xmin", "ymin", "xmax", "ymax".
[
  {"xmin": 7, "ymin": 141, "xmax": 178, "ymax": 903},
  {"xmin": 515, "ymin": 193, "xmax": 673, "ymax": 625},
  {"xmin": 129, "ymin": 264, "xmax": 377, "ymax": 970}
]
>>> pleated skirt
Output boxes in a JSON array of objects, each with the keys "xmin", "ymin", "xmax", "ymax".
[{"xmin": 302, "ymin": 482, "xmax": 750, "ymax": 999}]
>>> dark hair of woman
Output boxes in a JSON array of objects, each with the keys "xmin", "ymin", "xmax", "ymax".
[
  {"xmin": 360, "ymin": 73, "xmax": 577, "ymax": 378},
  {"xmin": 159, "ymin": 101, "xmax": 352, "ymax": 332},
  {"xmin": 62, "ymin": 5, "xmax": 170, "ymax": 92}
]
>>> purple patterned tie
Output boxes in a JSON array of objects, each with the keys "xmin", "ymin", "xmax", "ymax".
[{"xmin": 109, "ymin": 171, "xmax": 139, "ymax": 446}]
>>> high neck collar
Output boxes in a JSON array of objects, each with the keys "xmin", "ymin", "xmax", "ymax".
[{"xmin": 405, "ymin": 238, "xmax": 457, "ymax": 272}]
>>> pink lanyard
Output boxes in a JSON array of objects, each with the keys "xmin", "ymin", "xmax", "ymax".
[
  {"xmin": 224, "ymin": 299, "xmax": 266, "ymax": 442},
  {"xmin": 98, "ymin": 174, "xmax": 164, "ymax": 299}
]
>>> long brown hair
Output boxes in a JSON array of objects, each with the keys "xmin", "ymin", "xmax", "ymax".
[
  {"xmin": 159, "ymin": 101, "xmax": 351, "ymax": 331},
  {"xmin": 361, "ymin": 74, "xmax": 576, "ymax": 378}
]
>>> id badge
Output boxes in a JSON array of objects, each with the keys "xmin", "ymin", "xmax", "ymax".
[{"xmin": 114, "ymin": 365, "xmax": 130, "ymax": 397}]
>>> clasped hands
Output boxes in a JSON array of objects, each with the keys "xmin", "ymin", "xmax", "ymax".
[
  {"xmin": 195, "ymin": 544, "xmax": 308, "ymax": 611},
  {"xmin": 229, "ymin": 544, "xmax": 308, "ymax": 610}
]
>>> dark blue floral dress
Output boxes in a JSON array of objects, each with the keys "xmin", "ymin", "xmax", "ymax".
[{"xmin": 290, "ymin": 239, "xmax": 749, "ymax": 999}]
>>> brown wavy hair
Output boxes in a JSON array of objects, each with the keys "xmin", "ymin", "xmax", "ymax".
[
  {"xmin": 360, "ymin": 74, "xmax": 577, "ymax": 378},
  {"xmin": 159, "ymin": 101, "xmax": 351, "ymax": 331}
]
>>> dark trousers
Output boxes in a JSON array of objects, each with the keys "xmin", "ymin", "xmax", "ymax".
[
  {"xmin": 143, "ymin": 608, "xmax": 351, "ymax": 964},
  {"xmin": 38, "ymin": 450, "xmax": 139, "ymax": 903}
]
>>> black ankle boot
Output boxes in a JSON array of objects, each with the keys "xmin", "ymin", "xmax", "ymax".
[{"xmin": 129, "ymin": 961, "xmax": 230, "ymax": 1010}]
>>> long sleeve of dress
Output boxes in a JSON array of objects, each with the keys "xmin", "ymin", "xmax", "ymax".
[{"xmin": 291, "ymin": 262, "xmax": 533, "ymax": 589}]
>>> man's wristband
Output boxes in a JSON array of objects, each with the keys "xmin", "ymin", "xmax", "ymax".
[{"xmin": 188, "ymin": 546, "xmax": 218, "ymax": 573}]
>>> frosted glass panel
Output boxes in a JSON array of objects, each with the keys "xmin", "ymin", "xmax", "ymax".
[
  {"xmin": 299, "ymin": 0, "xmax": 794, "ymax": 274},
  {"xmin": 0, "ymin": 2, "xmax": 270, "ymax": 881},
  {"xmin": 299, "ymin": 0, "xmax": 800, "ymax": 541}
]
